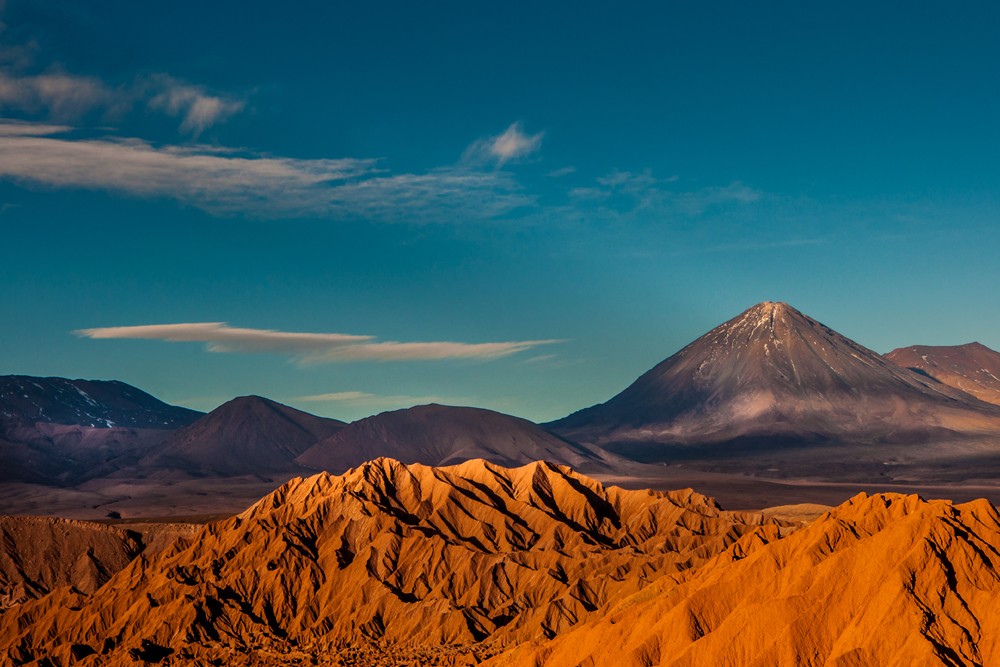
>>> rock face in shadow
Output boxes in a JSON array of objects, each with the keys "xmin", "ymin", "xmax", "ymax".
[
  {"xmin": 887, "ymin": 342, "xmax": 1000, "ymax": 408},
  {"xmin": 0, "ymin": 458, "xmax": 778, "ymax": 665},
  {"xmin": 138, "ymin": 395, "xmax": 346, "ymax": 477},
  {"xmin": 497, "ymin": 492, "xmax": 1000, "ymax": 667},
  {"xmin": 549, "ymin": 302, "xmax": 1000, "ymax": 460},
  {"xmin": 0, "ymin": 516, "xmax": 142, "ymax": 610},
  {"xmin": 297, "ymin": 403, "xmax": 608, "ymax": 474}
]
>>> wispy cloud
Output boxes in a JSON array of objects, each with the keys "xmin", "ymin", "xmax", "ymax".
[
  {"xmin": 294, "ymin": 391, "xmax": 464, "ymax": 411},
  {"xmin": 520, "ymin": 354, "xmax": 557, "ymax": 364},
  {"xmin": 297, "ymin": 391, "xmax": 375, "ymax": 402},
  {"xmin": 0, "ymin": 18, "xmax": 245, "ymax": 134},
  {"xmin": 74, "ymin": 321, "xmax": 561, "ymax": 363},
  {"xmin": 0, "ymin": 121, "xmax": 533, "ymax": 220},
  {"xmin": 0, "ymin": 70, "xmax": 244, "ymax": 133},
  {"xmin": 567, "ymin": 170, "xmax": 761, "ymax": 218},
  {"xmin": 145, "ymin": 74, "xmax": 245, "ymax": 136},
  {"xmin": 0, "ymin": 119, "xmax": 71, "ymax": 135},
  {"xmin": 0, "ymin": 71, "xmax": 127, "ymax": 119},
  {"xmin": 546, "ymin": 166, "xmax": 576, "ymax": 178},
  {"xmin": 464, "ymin": 122, "xmax": 543, "ymax": 166},
  {"xmin": 666, "ymin": 236, "xmax": 828, "ymax": 257}
]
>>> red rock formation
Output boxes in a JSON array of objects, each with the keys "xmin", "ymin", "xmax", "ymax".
[{"xmin": 0, "ymin": 458, "xmax": 777, "ymax": 665}]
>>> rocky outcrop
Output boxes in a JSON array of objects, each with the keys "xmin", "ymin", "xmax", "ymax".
[{"xmin": 497, "ymin": 492, "xmax": 1000, "ymax": 666}]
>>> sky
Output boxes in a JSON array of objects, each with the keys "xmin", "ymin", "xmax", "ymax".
[{"xmin": 1, "ymin": 1, "xmax": 998, "ymax": 422}]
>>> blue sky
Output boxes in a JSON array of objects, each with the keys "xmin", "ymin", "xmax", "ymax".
[{"xmin": 1, "ymin": 1, "xmax": 998, "ymax": 421}]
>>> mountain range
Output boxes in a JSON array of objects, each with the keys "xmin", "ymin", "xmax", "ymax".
[
  {"xmin": 4, "ymin": 303, "xmax": 1000, "ymax": 664},
  {"xmin": 3, "ymin": 301, "xmax": 1000, "ymax": 510},
  {"xmin": 0, "ymin": 376, "xmax": 202, "ymax": 484},
  {"xmin": 135, "ymin": 395, "xmax": 346, "ymax": 477},
  {"xmin": 0, "ymin": 376, "xmax": 201, "ymax": 429}
]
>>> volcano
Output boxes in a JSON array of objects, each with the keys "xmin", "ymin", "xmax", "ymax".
[
  {"xmin": 548, "ymin": 302, "xmax": 1000, "ymax": 459},
  {"xmin": 138, "ymin": 395, "xmax": 346, "ymax": 476}
]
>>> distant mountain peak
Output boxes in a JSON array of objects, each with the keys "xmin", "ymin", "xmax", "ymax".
[
  {"xmin": 708, "ymin": 301, "xmax": 820, "ymax": 343},
  {"xmin": 749, "ymin": 300, "xmax": 794, "ymax": 315},
  {"xmin": 550, "ymin": 303, "xmax": 1000, "ymax": 455}
]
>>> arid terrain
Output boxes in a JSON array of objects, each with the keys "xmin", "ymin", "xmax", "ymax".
[
  {"xmin": 3, "ymin": 303, "xmax": 1000, "ymax": 664},
  {"xmin": 4, "ymin": 461, "xmax": 1000, "ymax": 665},
  {"xmin": 1, "ymin": 459, "xmax": 785, "ymax": 665}
]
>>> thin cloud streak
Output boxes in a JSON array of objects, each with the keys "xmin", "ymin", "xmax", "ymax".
[
  {"xmin": 74, "ymin": 322, "xmax": 561, "ymax": 363},
  {"xmin": 297, "ymin": 391, "xmax": 375, "ymax": 402},
  {"xmin": 0, "ymin": 71, "xmax": 126, "ymax": 119},
  {"xmin": 667, "ymin": 236, "xmax": 828, "ymax": 257},
  {"xmin": 0, "ymin": 121, "xmax": 533, "ymax": 220},
  {"xmin": 294, "ymin": 391, "xmax": 466, "ymax": 411},
  {"xmin": 0, "ymin": 122, "xmax": 763, "ymax": 226},
  {"xmin": 568, "ymin": 170, "xmax": 761, "ymax": 215}
]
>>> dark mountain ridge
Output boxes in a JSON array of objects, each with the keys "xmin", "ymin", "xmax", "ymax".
[
  {"xmin": 296, "ymin": 403, "xmax": 609, "ymax": 474},
  {"xmin": 0, "ymin": 375, "xmax": 203, "ymax": 484},
  {"xmin": 0, "ymin": 375, "xmax": 201, "ymax": 429}
]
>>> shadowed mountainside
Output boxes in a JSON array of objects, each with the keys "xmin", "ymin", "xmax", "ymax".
[
  {"xmin": 549, "ymin": 302, "xmax": 1000, "ymax": 461},
  {"xmin": 0, "ymin": 376, "xmax": 202, "ymax": 429},
  {"xmin": 0, "ymin": 458, "xmax": 780, "ymax": 666},
  {"xmin": 887, "ymin": 342, "xmax": 1000, "ymax": 408},
  {"xmin": 0, "ymin": 376, "xmax": 203, "ymax": 484},
  {"xmin": 297, "ymin": 403, "xmax": 609, "ymax": 474}
]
